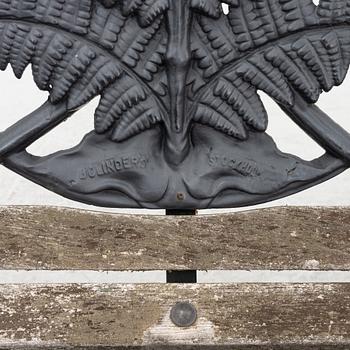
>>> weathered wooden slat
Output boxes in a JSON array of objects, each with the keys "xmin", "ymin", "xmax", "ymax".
[
  {"xmin": 0, "ymin": 283, "xmax": 349, "ymax": 349},
  {"xmin": 0, "ymin": 206, "xmax": 350, "ymax": 271}
]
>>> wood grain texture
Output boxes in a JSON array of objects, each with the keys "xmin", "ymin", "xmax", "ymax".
[
  {"xmin": 0, "ymin": 283, "xmax": 349, "ymax": 349},
  {"xmin": 0, "ymin": 206, "xmax": 349, "ymax": 271}
]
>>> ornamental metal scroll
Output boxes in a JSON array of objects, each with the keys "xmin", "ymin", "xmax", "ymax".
[{"xmin": 0, "ymin": 0, "xmax": 350, "ymax": 209}]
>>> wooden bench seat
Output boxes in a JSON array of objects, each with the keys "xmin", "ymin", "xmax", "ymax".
[{"xmin": 0, "ymin": 206, "xmax": 349, "ymax": 349}]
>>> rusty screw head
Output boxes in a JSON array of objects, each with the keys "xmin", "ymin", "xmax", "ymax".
[{"xmin": 170, "ymin": 301, "xmax": 197, "ymax": 327}]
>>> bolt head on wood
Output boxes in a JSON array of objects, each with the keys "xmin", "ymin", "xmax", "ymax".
[{"xmin": 170, "ymin": 301, "xmax": 197, "ymax": 327}]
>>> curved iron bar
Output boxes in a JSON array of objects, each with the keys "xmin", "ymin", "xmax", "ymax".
[
  {"xmin": 0, "ymin": 100, "xmax": 77, "ymax": 163},
  {"xmin": 280, "ymin": 93, "xmax": 350, "ymax": 164}
]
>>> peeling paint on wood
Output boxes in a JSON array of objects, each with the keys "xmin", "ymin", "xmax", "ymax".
[
  {"xmin": 0, "ymin": 206, "xmax": 350, "ymax": 270},
  {"xmin": 0, "ymin": 284, "xmax": 349, "ymax": 348}
]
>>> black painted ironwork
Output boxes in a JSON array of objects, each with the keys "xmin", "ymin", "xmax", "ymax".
[
  {"xmin": 167, "ymin": 271, "xmax": 197, "ymax": 284},
  {"xmin": 0, "ymin": 0, "xmax": 350, "ymax": 209}
]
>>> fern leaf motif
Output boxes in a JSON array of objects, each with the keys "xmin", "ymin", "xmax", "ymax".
[
  {"xmin": 120, "ymin": 18, "xmax": 162, "ymax": 68},
  {"xmin": 264, "ymin": 46, "xmax": 321, "ymax": 103},
  {"xmin": 193, "ymin": 75, "xmax": 268, "ymax": 139},
  {"xmin": 321, "ymin": 31, "xmax": 348, "ymax": 85},
  {"xmin": 192, "ymin": 29, "xmax": 221, "ymax": 79},
  {"xmin": 68, "ymin": 59, "xmax": 123, "ymax": 109},
  {"xmin": 227, "ymin": 0, "xmax": 317, "ymax": 52},
  {"xmin": 138, "ymin": 0, "xmax": 170, "ymax": 27},
  {"xmin": 97, "ymin": 86, "xmax": 147, "ymax": 130},
  {"xmin": 193, "ymin": 98, "xmax": 248, "ymax": 140},
  {"xmin": 214, "ymin": 77, "xmax": 268, "ymax": 131},
  {"xmin": 235, "ymin": 58, "xmax": 294, "ymax": 106},
  {"xmin": 118, "ymin": 0, "xmax": 169, "ymax": 27},
  {"xmin": 191, "ymin": 0, "xmax": 238, "ymax": 18},
  {"xmin": 192, "ymin": 0, "xmax": 350, "ymax": 143},
  {"xmin": 50, "ymin": 46, "xmax": 97, "ymax": 103},
  {"xmin": 1, "ymin": 0, "xmax": 350, "ymax": 166},
  {"xmin": 95, "ymin": 74, "xmax": 150, "ymax": 135},
  {"xmin": 121, "ymin": 0, "xmax": 143, "ymax": 14},
  {"xmin": 317, "ymin": 0, "xmax": 350, "ymax": 23},
  {"xmin": 112, "ymin": 104, "xmax": 163, "ymax": 141},
  {"xmin": 0, "ymin": 0, "xmax": 92, "ymax": 35},
  {"xmin": 0, "ymin": 0, "xmax": 168, "ymax": 145},
  {"xmin": 89, "ymin": 5, "xmax": 126, "ymax": 50},
  {"xmin": 193, "ymin": 13, "xmax": 238, "ymax": 75},
  {"xmin": 191, "ymin": 0, "xmax": 222, "ymax": 18}
]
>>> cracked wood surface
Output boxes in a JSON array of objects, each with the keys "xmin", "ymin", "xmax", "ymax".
[
  {"xmin": 0, "ymin": 283, "xmax": 349, "ymax": 349},
  {"xmin": 0, "ymin": 206, "xmax": 349, "ymax": 270}
]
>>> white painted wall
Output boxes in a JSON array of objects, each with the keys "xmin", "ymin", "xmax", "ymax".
[{"xmin": 1, "ymin": 68, "xmax": 350, "ymax": 213}]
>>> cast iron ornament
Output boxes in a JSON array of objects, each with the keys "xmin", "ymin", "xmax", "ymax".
[{"xmin": 1, "ymin": 0, "xmax": 350, "ymax": 209}]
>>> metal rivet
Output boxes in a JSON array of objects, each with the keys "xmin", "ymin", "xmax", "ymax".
[
  {"xmin": 170, "ymin": 301, "xmax": 197, "ymax": 327},
  {"xmin": 176, "ymin": 192, "xmax": 185, "ymax": 201}
]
